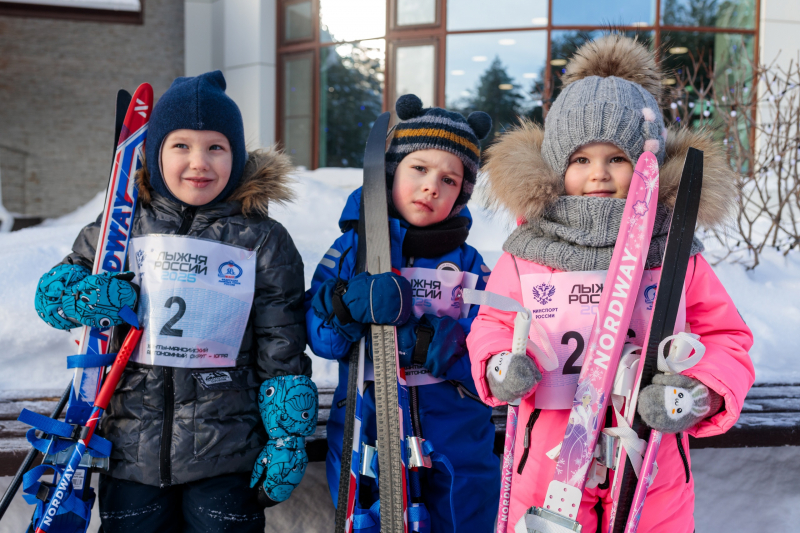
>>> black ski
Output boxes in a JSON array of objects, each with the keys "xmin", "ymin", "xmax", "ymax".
[{"xmin": 610, "ymin": 147, "xmax": 704, "ymax": 532}]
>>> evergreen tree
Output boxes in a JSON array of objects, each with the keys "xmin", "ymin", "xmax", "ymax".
[
  {"xmin": 458, "ymin": 56, "xmax": 525, "ymax": 145},
  {"xmin": 319, "ymin": 45, "xmax": 383, "ymax": 168}
]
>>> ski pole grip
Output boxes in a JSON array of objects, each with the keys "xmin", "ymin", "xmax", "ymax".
[
  {"xmin": 94, "ymin": 327, "xmax": 143, "ymax": 409},
  {"xmin": 512, "ymin": 309, "xmax": 532, "ymax": 356}
]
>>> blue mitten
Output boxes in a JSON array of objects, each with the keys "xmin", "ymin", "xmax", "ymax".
[
  {"xmin": 35, "ymin": 264, "xmax": 90, "ymax": 330},
  {"xmin": 251, "ymin": 375, "xmax": 318, "ymax": 507},
  {"xmin": 637, "ymin": 373, "xmax": 723, "ymax": 434},
  {"xmin": 66, "ymin": 272, "xmax": 138, "ymax": 329},
  {"xmin": 340, "ymin": 272, "xmax": 412, "ymax": 327},
  {"xmin": 311, "ymin": 278, "xmax": 369, "ymax": 342},
  {"xmin": 397, "ymin": 314, "xmax": 466, "ymax": 378}
]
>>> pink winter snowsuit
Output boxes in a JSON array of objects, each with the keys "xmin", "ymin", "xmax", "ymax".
[{"xmin": 467, "ymin": 251, "xmax": 754, "ymax": 532}]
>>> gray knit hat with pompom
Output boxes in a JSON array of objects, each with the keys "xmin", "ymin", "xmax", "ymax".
[{"xmin": 542, "ymin": 34, "xmax": 667, "ymax": 178}]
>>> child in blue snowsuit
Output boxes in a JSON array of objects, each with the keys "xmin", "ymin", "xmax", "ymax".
[{"xmin": 306, "ymin": 95, "xmax": 500, "ymax": 532}]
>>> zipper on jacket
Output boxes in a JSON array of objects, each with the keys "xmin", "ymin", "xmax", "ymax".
[
  {"xmin": 160, "ymin": 207, "xmax": 196, "ymax": 487},
  {"xmin": 676, "ymin": 432, "xmax": 691, "ymax": 483},
  {"xmin": 409, "ymin": 386, "xmax": 424, "ymax": 438},
  {"xmin": 447, "ymin": 380, "xmax": 485, "ymax": 405},
  {"xmin": 516, "ymin": 409, "xmax": 541, "ymax": 475}
]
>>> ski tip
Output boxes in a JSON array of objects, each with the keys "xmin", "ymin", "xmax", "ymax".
[
  {"xmin": 118, "ymin": 83, "xmax": 154, "ymax": 144},
  {"xmin": 116, "ymin": 89, "xmax": 132, "ymax": 107},
  {"xmin": 634, "ymin": 150, "xmax": 658, "ymax": 169}
]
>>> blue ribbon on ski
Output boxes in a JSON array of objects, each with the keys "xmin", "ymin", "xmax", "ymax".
[
  {"xmin": 18, "ymin": 409, "xmax": 112, "ymax": 457},
  {"xmin": 66, "ymin": 353, "xmax": 118, "ymax": 369},
  {"xmin": 353, "ymin": 500, "xmax": 382, "ymax": 533},
  {"xmin": 22, "ymin": 464, "xmax": 94, "ymax": 532}
]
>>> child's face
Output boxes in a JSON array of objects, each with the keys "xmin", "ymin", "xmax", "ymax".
[
  {"xmin": 161, "ymin": 129, "xmax": 232, "ymax": 206},
  {"xmin": 564, "ymin": 142, "xmax": 633, "ymax": 199},
  {"xmin": 391, "ymin": 149, "xmax": 464, "ymax": 227}
]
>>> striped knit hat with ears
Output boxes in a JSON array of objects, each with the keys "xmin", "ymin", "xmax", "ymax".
[
  {"xmin": 542, "ymin": 34, "xmax": 668, "ymax": 178},
  {"xmin": 386, "ymin": 94, "xmax": 492, "ymax": 218}
]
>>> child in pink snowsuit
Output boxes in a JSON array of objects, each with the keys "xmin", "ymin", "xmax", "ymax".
[{"xmin": 467, "ymin": 35, "xmax": 754, "ymax": 533}]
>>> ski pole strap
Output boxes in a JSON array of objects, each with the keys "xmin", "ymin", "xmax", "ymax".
[
  {"xmin": 657, "ymin": 332, "xmax": 705, "ymax": 374},
  {"xmin": 18, "ymin": 409, "xmax": 112, "ymax": 457},
  {"xmin": 421, "ymin": 440, "xmax": 457, "ymax": 532},
  {"xmin": 66, "ymin": 352, "xmax": 118, "ymax": 369}
]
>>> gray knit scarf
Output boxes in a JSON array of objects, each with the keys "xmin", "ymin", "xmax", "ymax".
[{"xmin": 503, "ymin": 196, "xmax": 704, "ymax": 272}]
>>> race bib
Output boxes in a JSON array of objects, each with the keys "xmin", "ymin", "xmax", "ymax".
[
  {"xmin": 362, "ymin": 267, "xmax": 478, "ymax": 386},
  {"xmin": 402, "ymin": 267, "xmax": 478, "ymax": 321},
  {"xmin": 521, "ymin": 270, "xmax": 685, "ymax": 410},
  {"xmin": 130, "ymin": 235, "xmax": 256, "ymax": 368}
]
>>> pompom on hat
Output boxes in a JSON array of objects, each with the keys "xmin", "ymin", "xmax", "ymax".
[
  {"xmin": 145, "ymin": 70, "xmax": 247, "ymax": 207},
  {"xmin": 386, "ymin": 94, "xmax": 492, "ymax": 218},
  {"xmin": 541, "ymin": 34, "xmax": 668, "ymax": 178}
]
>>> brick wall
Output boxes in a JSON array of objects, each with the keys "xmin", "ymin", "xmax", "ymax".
[{"xmin": 0, "ymin": 0, "xmax": 184, "ymax": 217}]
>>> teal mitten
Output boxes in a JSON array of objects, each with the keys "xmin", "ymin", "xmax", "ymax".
[
  {"xmin": 35, "ymin": 264, "xmax": 90, "ymax": 330},
  {"xmin": 68, "ymin": 271, "xmax": 138, "ymax": 329},
  {"xmin": 250, "ymin": 375, "xmax": 318, "ymax": 507}
]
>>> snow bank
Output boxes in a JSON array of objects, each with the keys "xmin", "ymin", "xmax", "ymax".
[{"xmin": 0, "ymin": 167, "xmax": 797, "ymax": 390}]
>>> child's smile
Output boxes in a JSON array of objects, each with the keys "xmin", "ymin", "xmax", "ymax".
[
  {"xmin": 391, "ymin": 149, "xmax": 464, "ymax": 227},
  {"xmin": 161, "ymin": 129, "xmax": 233, "ymax": 206}
]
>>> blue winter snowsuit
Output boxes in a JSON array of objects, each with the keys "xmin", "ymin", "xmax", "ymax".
[{"xmin": 305, "ymin": 188, "xmax": 500, "ymax": 532}]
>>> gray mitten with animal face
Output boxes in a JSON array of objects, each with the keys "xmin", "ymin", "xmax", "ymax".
[
  {"xmin": 485, "ymin": 351, "xmax": 542, "ymax": 403},
  {"xmin": 637, "ymin": 373, "xmax": 723, "ymax": 434}
]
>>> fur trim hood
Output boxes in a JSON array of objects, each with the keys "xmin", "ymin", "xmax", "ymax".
[
  {"xmin": 136, "ymin": 148, "xmax": 296, "ymax": 217},
  {"xmin": 482, "ymin": 119, "xmax": 737, "ymax": 229}
]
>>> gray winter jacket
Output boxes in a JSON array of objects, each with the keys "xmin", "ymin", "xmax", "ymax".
[{"xmin": 62, "ymin": 150, "xmax": 311, "ymax": 487}]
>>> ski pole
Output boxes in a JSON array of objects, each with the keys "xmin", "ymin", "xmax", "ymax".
[
  {"xmin": 0, "ymin": 383, "xmax": 71, "ymax": 521},
  {"xmin": 33, "ymin": 325, "xmax": 142, "ymax": 533}
]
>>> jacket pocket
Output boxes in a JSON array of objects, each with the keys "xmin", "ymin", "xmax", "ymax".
[
  {"xmin": 192, "ymin": 367, "xmax": 263, "ymax": 460},
  {"xmin": 102, "ymin": 367, "xmax": 149, "ymax": 463}
]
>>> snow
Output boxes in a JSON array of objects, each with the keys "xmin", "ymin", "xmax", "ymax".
[
  {"xmin": 0, "ymin": 167, "xmax": 798, "ymax": 531},
  {"xmin": 692, "ymin": 446, "xmax": 800, "ymax": 531}
]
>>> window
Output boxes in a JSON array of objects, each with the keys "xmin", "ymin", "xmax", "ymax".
[{"xmin": 277, "ymin": 0, "xmax": 758, "ymax": 168}]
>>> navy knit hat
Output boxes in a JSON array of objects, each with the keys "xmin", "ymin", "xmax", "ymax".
[
  {"xmin": 145, "ymin": 70, "xmax": 247, "ymax": 206},
  {"xmin": 386, "ymin": 94, "xmax": 492, "ymax": 218}
]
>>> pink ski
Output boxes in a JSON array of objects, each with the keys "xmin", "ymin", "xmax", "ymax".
[
  {"xmin": 517, "ymin": 152, "xmax": 659, "ymax": 533},
  {"xmin": 622, "ymin": 430, "xmax": 661, "ymax": 532},
  {"xmin": 497, "ymin": 402, "xmax": 519, "ymax": 533}
]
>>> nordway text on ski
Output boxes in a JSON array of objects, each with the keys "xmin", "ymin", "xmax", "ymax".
[{"xmin": 594, "ymin": 246, "xmax": 637, "ymax": 370}]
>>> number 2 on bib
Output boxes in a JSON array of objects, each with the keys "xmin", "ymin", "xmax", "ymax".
[{"xmin": 160, "ymin": 296, "xmax": 186, "ymax": 337}]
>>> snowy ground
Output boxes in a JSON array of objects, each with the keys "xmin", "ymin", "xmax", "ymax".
[{"xmin": 0, "ymin": 167, "xmax": 798, "ymax": 531}]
